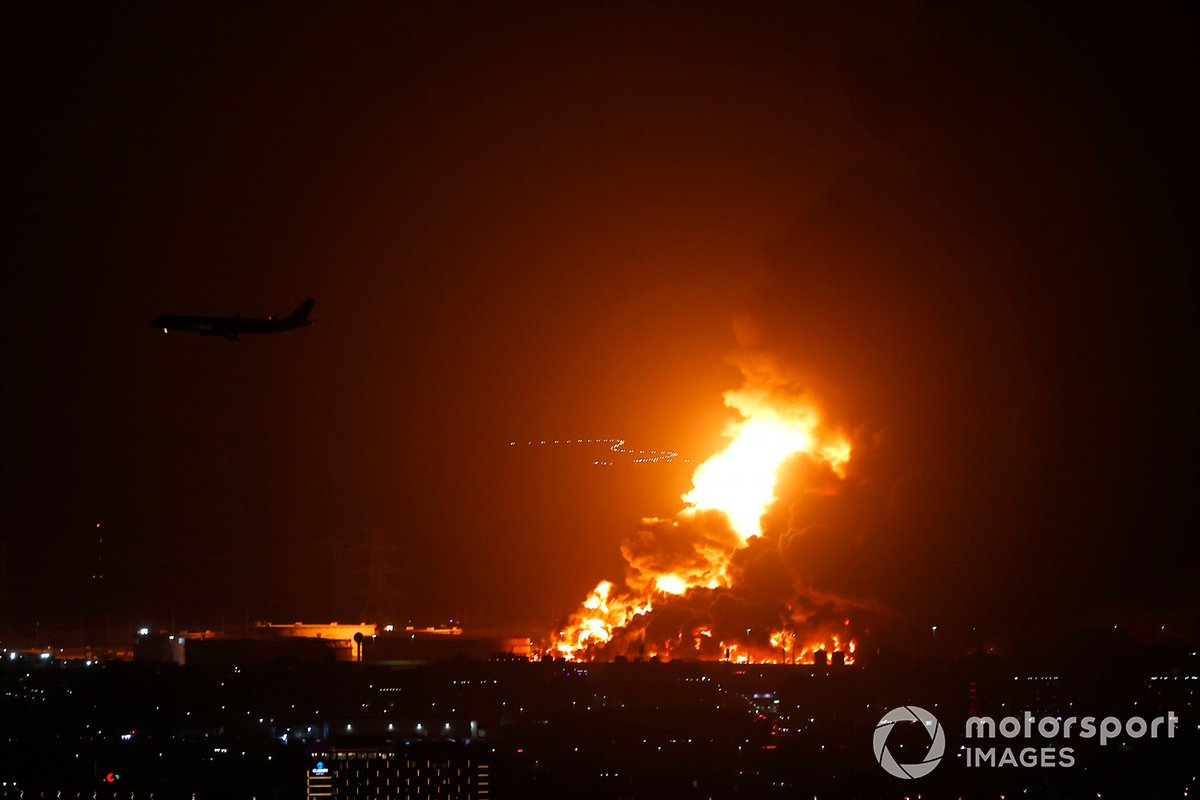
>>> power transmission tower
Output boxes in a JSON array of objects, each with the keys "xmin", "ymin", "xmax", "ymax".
[{"xmin": 347, "ymin": 527, "xmax": 405, "ymax": 625}]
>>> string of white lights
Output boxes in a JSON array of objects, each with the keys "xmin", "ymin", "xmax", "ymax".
[{"xmin": 507, "ymin": 437, "xmax": 689, "ymax": 466}]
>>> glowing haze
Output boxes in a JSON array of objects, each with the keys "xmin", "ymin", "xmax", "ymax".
[{"xmin": 551, "ymin": 363, "xmax": 854, "ymax": 663}]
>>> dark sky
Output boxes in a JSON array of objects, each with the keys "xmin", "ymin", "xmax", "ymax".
[{"xmin": 3, "ymin": 4, "xmax": 1196, "ymax": 642}]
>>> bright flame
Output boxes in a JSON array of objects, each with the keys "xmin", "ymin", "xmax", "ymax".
[
  {"xmin": 550, "ymin": 370, "xmax": 854, "ymax": 661},
  {"xmin": 685, "ymin": 411, "xmax": 815, "ymax": 539},
  {"xmin": 655, "ymin": 574, "xmax": 688, "ymax": 595},
  {"xmin": 821, "ymin": 439, "xmax": 852, "ymax": 478},
  {"xmin": 555, "ymin": 580, "xmax": 651, "ymax": 658},
  {"xmin": 684, "ymin": 386, "xmax": 848, "ymax": 540}
]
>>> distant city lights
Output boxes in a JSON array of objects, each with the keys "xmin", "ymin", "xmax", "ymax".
[{"xmin": 509, "ymin": 436, "xmax": 688, "ymax": 466}]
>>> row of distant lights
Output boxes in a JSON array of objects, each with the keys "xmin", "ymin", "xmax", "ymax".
[
  {"xmin": 3, "ymin": 630, "xmax": 180, "ymax": 661},
  {"xmin": 509, "ymin": 437, "xmax": 688, "ymax": 465}
]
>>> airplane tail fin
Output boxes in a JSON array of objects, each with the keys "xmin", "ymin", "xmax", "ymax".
[{"xmin": 287, "ymin": 299, "xmax": 316, "ymax": 322}]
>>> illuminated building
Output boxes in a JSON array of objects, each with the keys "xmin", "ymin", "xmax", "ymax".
[
  {"xmin": 164, "ymin": 622, "xmax": 527, "ymax": 665},
  {"xmin": 132, "ymin": 630, "xmax": 186, "ymax": 664},
  {"xmin": 363, "ymin": 628, "xmax": 530, "ymax": 664},
  {"xmin": 306, "ymin": 744, "xmax": 490, "ymax": 800}
]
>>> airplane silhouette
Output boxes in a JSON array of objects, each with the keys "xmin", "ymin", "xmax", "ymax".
[{"xmin": 152, "ymin": 299, "xmax": 314, "ymax": 342}]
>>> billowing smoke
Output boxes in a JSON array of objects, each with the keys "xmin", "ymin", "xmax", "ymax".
[
  {"xmin": 621, "ymin": 511, "xmax": 739, "ymax": 595},
  {"xmin": 551, "ymin": 356, "xmax": 880, "ymax": 664}
]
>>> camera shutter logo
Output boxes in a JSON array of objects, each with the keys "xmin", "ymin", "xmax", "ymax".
[{"xmin": 874, "ymin": 706, "xmax": 946, "ymax": 779}]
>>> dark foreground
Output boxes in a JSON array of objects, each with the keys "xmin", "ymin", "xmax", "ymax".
[{"xmin": 0, "ymin": 645, "xmax": 1196, "ymax": 799}]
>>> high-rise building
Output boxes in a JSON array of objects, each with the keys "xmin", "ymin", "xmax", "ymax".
[{"xmin": 306, "ymin": 743, "xmax": 490, "ymax": 799}]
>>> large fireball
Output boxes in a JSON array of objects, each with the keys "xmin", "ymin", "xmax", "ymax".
[
  {"xmin": 551, "ymin": 366, "xmax": 855, "ymax": 663},
  {"xmin": 685, "ymin": 386, "xmax": 847, "ymax": 539}
]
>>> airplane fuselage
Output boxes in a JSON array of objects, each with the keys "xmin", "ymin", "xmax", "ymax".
[{"xmin": 151, "ymin": 300, "xmax": 314, "ymax": 342}]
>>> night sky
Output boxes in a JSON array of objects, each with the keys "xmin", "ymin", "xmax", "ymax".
[{"xmin": 4, "ymin": 4, "xmax": 1196, "ymax": 644}]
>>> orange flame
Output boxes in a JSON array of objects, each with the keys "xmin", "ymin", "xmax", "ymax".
[
  {"xmin": 551, "ymin": 372, "xmax": 854, "ymax": 661},
  {"xmin": 654, "ymin": 574, "xmax": 688, "ymax": 595},
  {"xmin": 554, "ymin": 580, "xmax": 652, "ymax": 658},
  {"xmin": 684, "ymin": 386, "xmax": 848, "ymax": 539}
]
